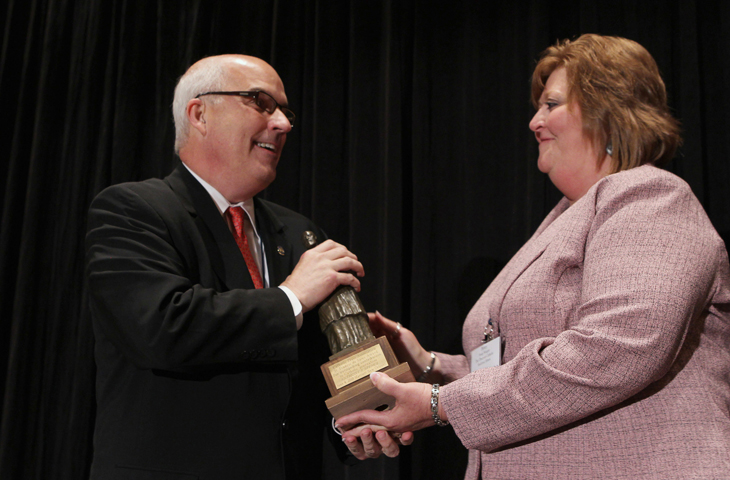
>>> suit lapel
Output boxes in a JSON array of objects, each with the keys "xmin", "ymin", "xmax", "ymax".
[
  {"xmin": 165, "ymin": 164, "xmax": 255, "ymax": 290},
  {"xmin": 255, "ymin": 198, "xmax": 295, "ymax": 286}
]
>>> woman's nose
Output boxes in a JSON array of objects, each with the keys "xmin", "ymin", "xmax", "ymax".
[{"xmin": 529, "ymin": 108, "xmax": 544, "ymax": 132}]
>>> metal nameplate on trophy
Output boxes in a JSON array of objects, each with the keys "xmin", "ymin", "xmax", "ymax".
[{"xmin": 302, "ymin": 232, "xmax": 415, "ymax": 420}]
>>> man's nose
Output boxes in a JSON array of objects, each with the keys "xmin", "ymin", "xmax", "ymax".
[{"xmin": 270, "ymin": 108, "xmax": 292, "ymax": 133}]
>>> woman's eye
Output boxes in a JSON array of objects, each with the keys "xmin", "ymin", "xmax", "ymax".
[{"xmin": 546, "ymin": 101, "xmax": 558, "ymax": 110}]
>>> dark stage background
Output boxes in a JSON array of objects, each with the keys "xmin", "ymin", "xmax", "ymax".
[{"xmin": 1, "ymin": 1, "xmax": 728, "ymax": 479}]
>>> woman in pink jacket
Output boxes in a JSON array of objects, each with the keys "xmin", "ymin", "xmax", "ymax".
[{"xmin": 339, "ymin": 34, "xmax": 730, "ymax": 479}]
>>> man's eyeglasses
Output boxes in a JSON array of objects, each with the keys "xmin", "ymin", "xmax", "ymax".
[{"xmin": 195, "ymin": 91, "xmax": 295, "ymax": 127}]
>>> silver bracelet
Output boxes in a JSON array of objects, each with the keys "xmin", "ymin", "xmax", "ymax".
[
  {"xmin": 431, "ymin": 384, "xmax": 449, "ymax": 427},
  {"xmin": 417, "ymin": 352, "xmax": 436, "ymax": 382}
]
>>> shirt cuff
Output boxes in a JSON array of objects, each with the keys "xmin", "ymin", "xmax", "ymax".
[{"xmin": 278, "ymin": 285, "xmax": 304, "ymax": 330}]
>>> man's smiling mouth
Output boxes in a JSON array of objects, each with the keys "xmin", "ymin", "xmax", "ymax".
[{"xmin": 256, "ymin": 142, "xmax": 276, "ymax": 152}]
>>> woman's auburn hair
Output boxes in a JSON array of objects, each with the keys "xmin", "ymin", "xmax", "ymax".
[{"xmin": 531, "ymin": 34, "xmax": 682, "ymax": 173}]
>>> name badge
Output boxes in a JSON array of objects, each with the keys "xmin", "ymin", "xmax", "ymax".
[{"xmin": 470, "ymin": 336, "xmax": 501, "ymax": 372}]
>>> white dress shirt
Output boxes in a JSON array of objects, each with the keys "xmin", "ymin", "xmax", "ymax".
[{"xmin": 182, "ymin": 163, "xmax": 303, "ymax": 329}]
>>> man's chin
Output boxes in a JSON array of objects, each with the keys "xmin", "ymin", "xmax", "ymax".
[{"xmin": 258, "ymin": 169, "xmax": 277, "ymax": 190}]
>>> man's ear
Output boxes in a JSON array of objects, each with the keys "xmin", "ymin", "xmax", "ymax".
[{"xmin": 187, "ymin": 98, "xmax": 207, "ymax": 135}]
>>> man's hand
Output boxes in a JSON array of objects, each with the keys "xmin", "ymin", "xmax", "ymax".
[
  {"xmin": 280, "ymin": 240, "xmax": 364, "ymax": 312},
  {"xmin": 342, "ymin": 425, "xmax": 414, "ymax": 460}
]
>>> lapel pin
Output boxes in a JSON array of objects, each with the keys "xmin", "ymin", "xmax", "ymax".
[
  {"xmin": 301, "ymin": 231, "xmax": 318, "ymax": 248},
  {"xmin": 277, "ymin": 246, "xmax": 286, "ymax": 256}
]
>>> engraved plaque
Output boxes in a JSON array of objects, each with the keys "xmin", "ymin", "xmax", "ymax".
[{"xmin": 328, "ymin": 344, "xmax": 388, "ymax": 390}]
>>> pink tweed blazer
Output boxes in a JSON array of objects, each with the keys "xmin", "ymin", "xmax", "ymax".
[{"xmin": 438, "ymin": 165, "xmax": 730, "ymax": 479}]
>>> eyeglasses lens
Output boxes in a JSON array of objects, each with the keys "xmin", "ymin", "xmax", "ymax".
[
  {"xmin": 255, "ymin": 92, "xmax": 276, "ymax": 114},
  {"xmin": 253, "ymin": 91, "xmax": 295, "ymax": 126}
]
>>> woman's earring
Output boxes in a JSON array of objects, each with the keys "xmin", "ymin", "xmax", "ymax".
[{"xmin": 606, "ymin": 140, "xmax": 613, "ymax": 156}]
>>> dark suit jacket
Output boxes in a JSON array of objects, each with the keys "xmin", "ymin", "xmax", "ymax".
[{"xmin": 86, "ymin": 164, "xmax": 343, "ymax": 479}]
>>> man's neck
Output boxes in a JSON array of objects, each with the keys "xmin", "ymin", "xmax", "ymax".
[{"xmin": 181, "ymin": 162, "xmax": 255, "ymax": 215}]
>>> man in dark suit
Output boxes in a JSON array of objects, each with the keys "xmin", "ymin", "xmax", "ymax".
[{"xmin": 85, "ymin": 54, "xmax": 397, "ymax": 479}]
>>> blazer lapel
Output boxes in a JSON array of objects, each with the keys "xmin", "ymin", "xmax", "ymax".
[
  {"xmin": 166, "ymin": 164, "xmax": 255, "ymax": 290},
  {"xmin": 489, "ymin": 198, "xmax": 573, "ymax": 320}
]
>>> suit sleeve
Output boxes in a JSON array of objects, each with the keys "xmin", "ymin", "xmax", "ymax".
[
  {"xmin": 440, "ymin": 173, "xmax": 726, "ymax": 452},
  {"xmin": 86, "ymin": 183, "xmax": 298, "ymax": 372}
]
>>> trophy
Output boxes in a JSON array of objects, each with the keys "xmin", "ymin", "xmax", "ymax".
[{"xmin": 302, "ymin": 231, "xmax": 415, "ymax": 420}]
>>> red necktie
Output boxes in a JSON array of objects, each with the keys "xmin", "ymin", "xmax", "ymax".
[{"xmin": 226, "ymin": 206, "xmax": 264, "ymax": 289}]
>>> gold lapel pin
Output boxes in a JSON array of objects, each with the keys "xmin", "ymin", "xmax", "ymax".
[{"xmin": 301, "ymin": 231, "xmax": 318, "ymax": 248}]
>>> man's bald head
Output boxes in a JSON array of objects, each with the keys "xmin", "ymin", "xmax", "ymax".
[
  {"xmin": 172, "ymin": 55, "xmax": 280, "ymax": 154},
  {"xmin": 172, "ymin": 54, "xmax": 292, "ymax": 202}
]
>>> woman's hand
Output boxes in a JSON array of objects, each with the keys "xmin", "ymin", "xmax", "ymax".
[
  {"xmin": 337, "ymin": 372, "xmax": 440, "ymax": 436},
  {"xmin": 342, "ymin": 425, "xmax": 414, "ymax": 460},
  {"xmin": 369, "ymin": 311, "xmax": 437, "ymax": 381}
]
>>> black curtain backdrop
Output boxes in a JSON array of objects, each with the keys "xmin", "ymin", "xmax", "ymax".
[{"xmin": 1, "ymin": 1, "xmax": 728, "ymax": 479}]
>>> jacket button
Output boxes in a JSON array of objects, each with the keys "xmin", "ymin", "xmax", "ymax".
[{"xmin": 281, "ymin": 419, "xmax": 289, "ymax": 430}]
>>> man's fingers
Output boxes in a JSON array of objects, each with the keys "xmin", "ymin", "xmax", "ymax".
[
  {"xmin": 342, "ymin": 424, "xmax": 412, "ymax": 461},
  {"xmin": 375, "ymin": 430, "xmax": 400, "ymax": 458},
  {"xmin": 336, "ymin": 272, "xmax": 361, "ymax": 292},
  {"xmin": 330, "ymin": 257, "xmax": 364, "ymax": 277},
  {"xmin": 359, "ymin": 428, "xmax": 382, "ymax": 458},
  {"xmin": 343, "ymin": 435, "xmax": 368, "ymax": 460},
  {"xmin": 282, "ymin": 239, "xmax": 366, "ymax": 310},
  {"xmin": 398, "ymin": 431, "xmax": 414, "ymax": 446},
  {"xmin": 307, "ymin": 240, "xmax": 359, "ymax": 262}
]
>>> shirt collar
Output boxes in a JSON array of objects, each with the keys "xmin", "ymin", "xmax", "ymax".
[{"xmin": 182, "ymin": 162, "xmax": 257, "ymax": 230}]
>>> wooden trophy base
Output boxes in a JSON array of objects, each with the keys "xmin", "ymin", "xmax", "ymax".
[{"xmin": 321, "ymin": 336, "xmax": 415, "ymax": 420}]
